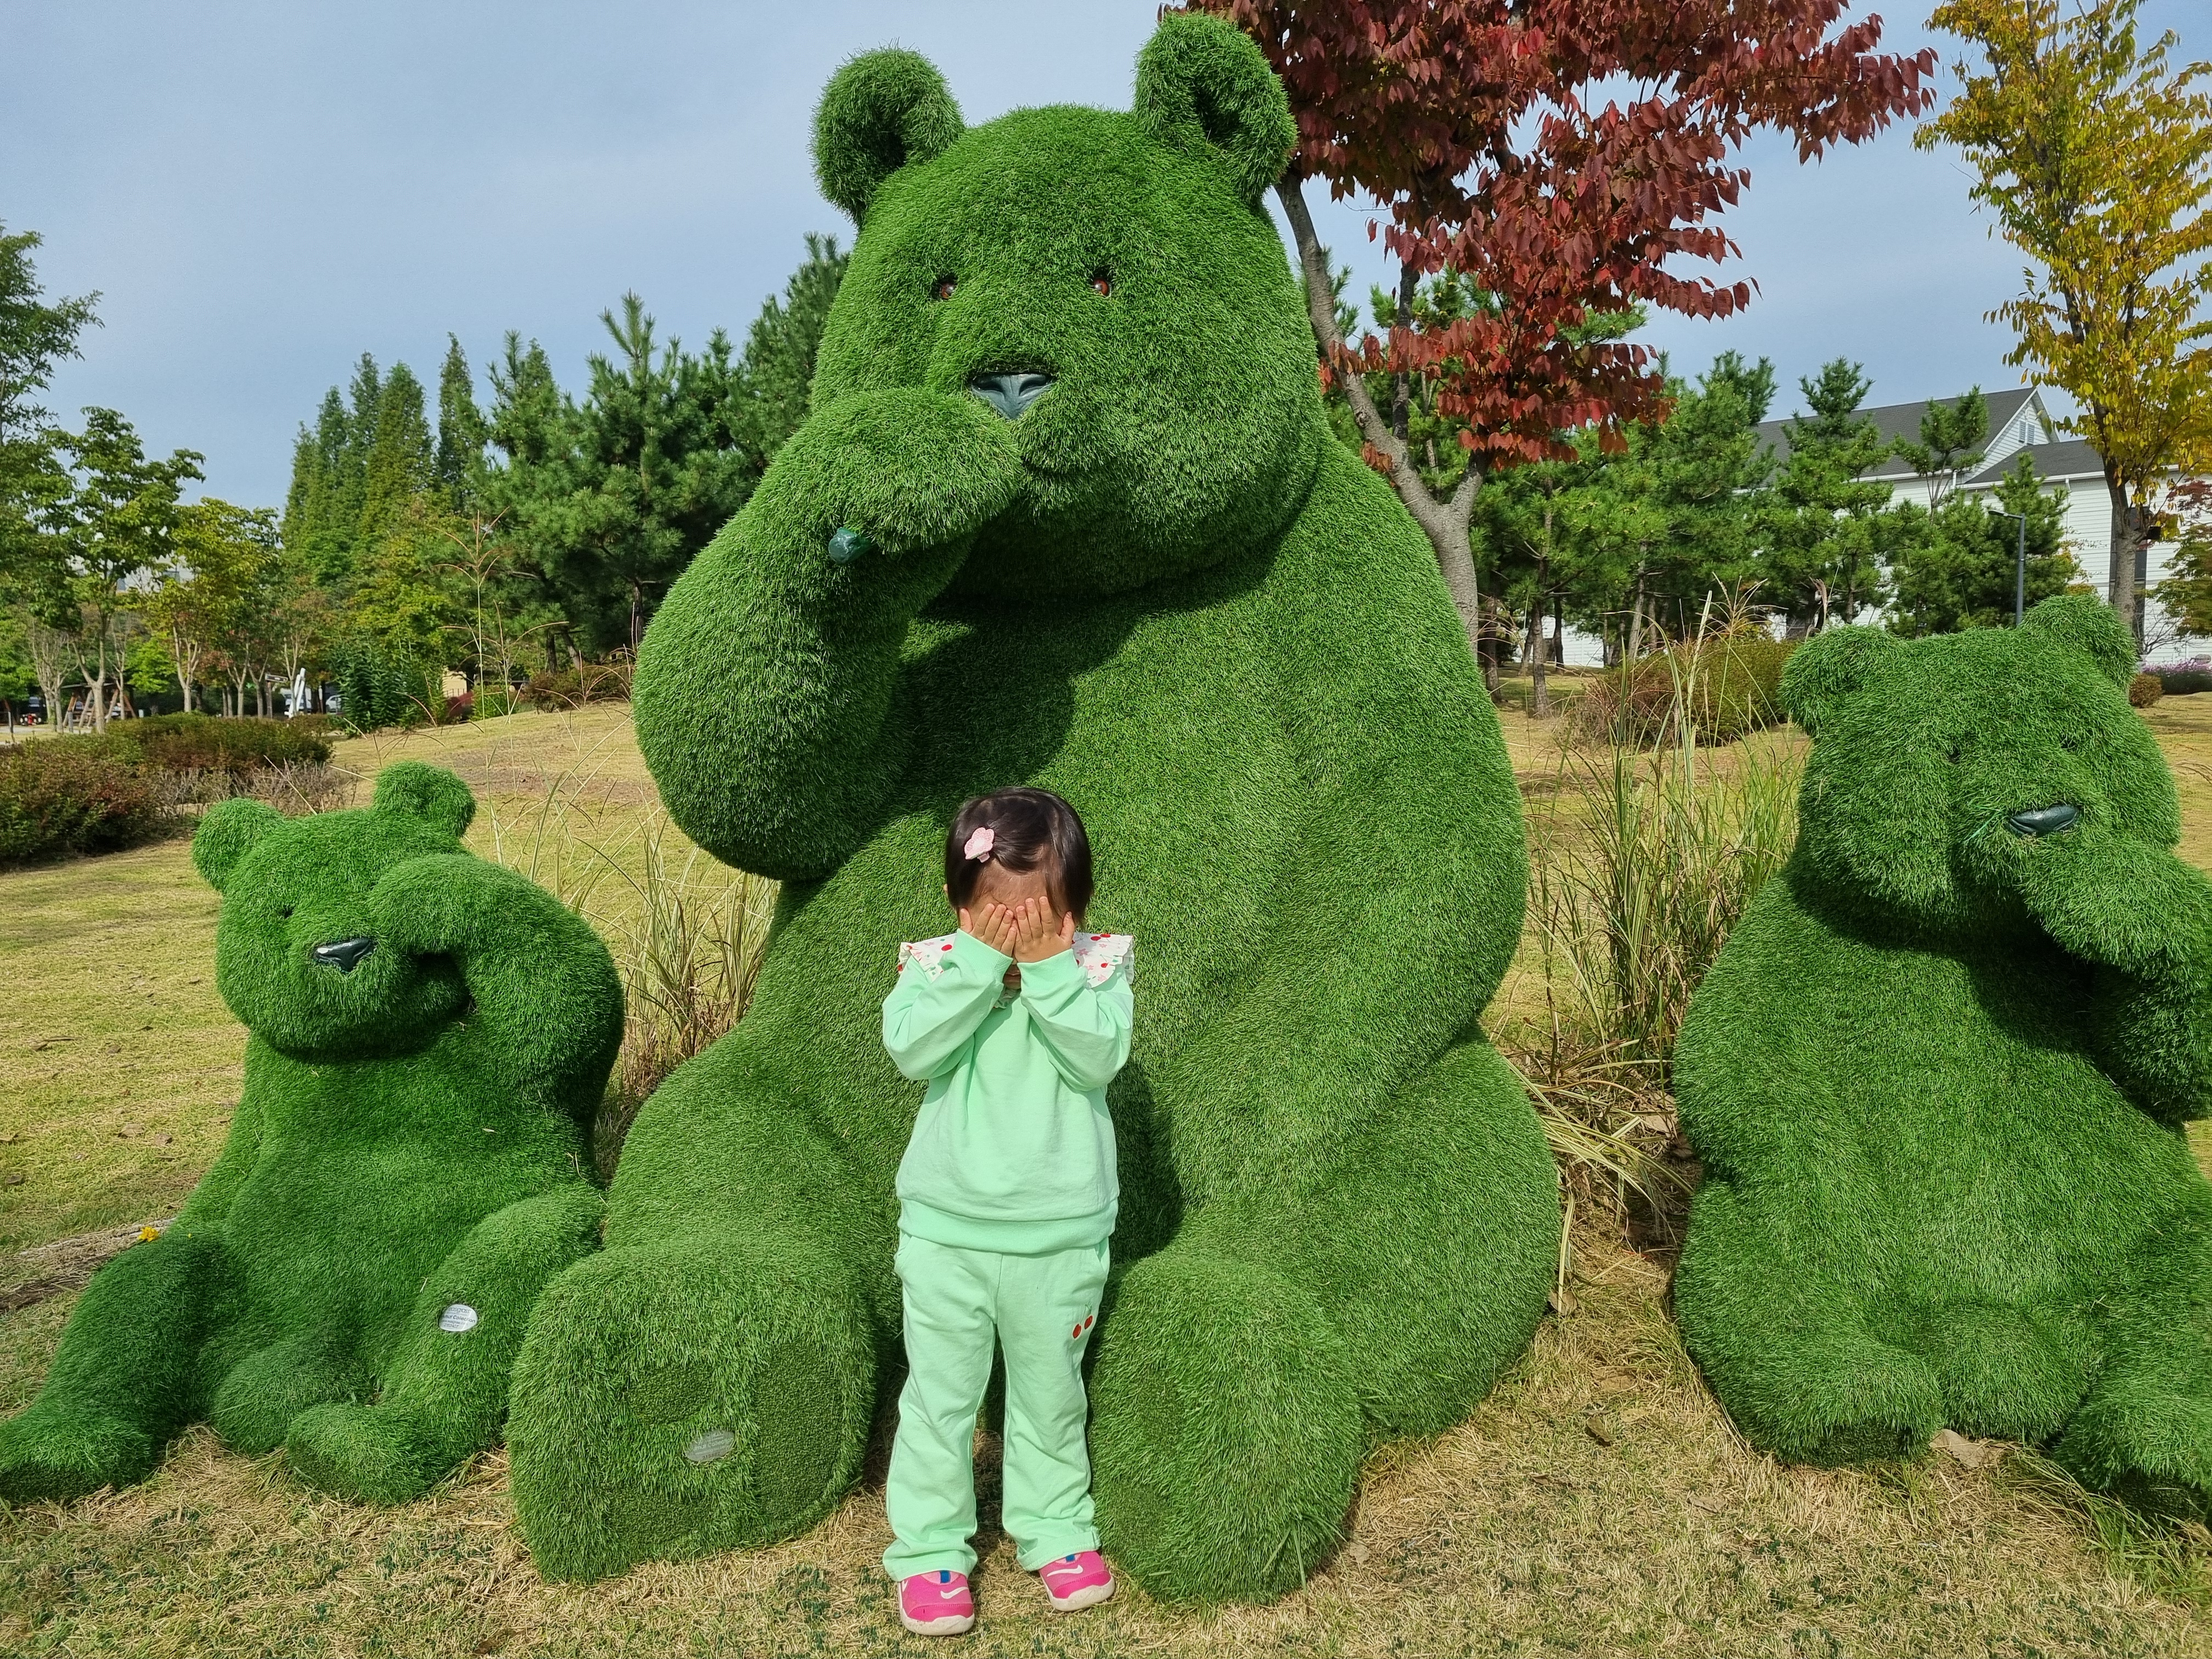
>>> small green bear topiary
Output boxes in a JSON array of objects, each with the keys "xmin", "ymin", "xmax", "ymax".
[
  {"xmin": 504, "ymin": 12, "xmax": 1559, "ymax": 1604},
  {"xmin": 1674, "ymin": 596, "xmax": 2212, "ymax": 1504},
  {"xmin": 0, "ymin": 762, "xmax": 620, "ymax": 1505}
]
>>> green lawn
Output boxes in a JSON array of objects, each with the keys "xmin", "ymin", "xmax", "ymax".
[{"xmin": 5, "ymin": 701, "xmax": 2212, "ymax": 1656}]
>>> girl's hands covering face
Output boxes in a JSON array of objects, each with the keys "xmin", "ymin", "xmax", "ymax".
[
  {"xmin": 958, "ymin": 896, "xmax": 1075, "ymax": 966},
  {"xmin": 1009, "ymin": 896, "xmax": 1076, "ymax": 964},
  {"xmin": 959, "ymin": 901, "xmax": 1022, "ymax": 958}
]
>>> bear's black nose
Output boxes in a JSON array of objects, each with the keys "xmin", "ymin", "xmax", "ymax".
[
  {"xmin": 311, "ymin": 936, "xmax": 377, "ymax": 973},
  {"xmin": 970, "ymin": 371, "xmax": 1053, "ymax": 419},
  {"xmin": 2006, "ymin": 804, "xmax": 2080, "ymax": 838}
]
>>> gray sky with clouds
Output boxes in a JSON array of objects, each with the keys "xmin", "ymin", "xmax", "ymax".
[{"xmin": 3, "ymin": 1, "xmax": 2199, "ymax": 508}]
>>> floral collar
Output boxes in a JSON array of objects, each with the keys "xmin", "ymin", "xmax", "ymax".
[{"xmin": 896, "ymin": 930, "xmax": 1134, "ymax": 988}]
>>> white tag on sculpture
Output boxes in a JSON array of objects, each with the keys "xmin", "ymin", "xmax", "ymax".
[
  {"xmin": 684, "ymin": 1429, "xmax": 736, "ymax": 1465},
  {"xmin": 438, "ymin": 1303, "xmax": 479, "ymax": 1333}
]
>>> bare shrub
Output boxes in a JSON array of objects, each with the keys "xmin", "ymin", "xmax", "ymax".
[
  {"xmin": 1503, "ymin": 650, "xmax": 1803, "ymax": 1259},
  {"xmin": 476, "ymin": 775, "xmax": 775, "ymax": 1183},
  {"xmin": 152, "ymin": 760, "xmax": 356, "ymax": 816},
  {"xmin": 587, "ymin": 826, "xmax": 775, "ymax": 1179}
]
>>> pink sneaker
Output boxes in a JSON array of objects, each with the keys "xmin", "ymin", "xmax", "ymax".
[
  {"xmin": 899, "ymin": 1570, "xmax": 975, "ymax": 1636},
  {"xmin": 1038, "ymin": 1550, "xmax": 1114, "ymax": 1612}
]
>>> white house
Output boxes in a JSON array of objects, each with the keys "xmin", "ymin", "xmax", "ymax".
[
  {"xmin": 1752, "ymin": 386, "xmax": 2208, "ymax": 663},
  {"xmin": 1543, "ymin": 383, "xmax": 2205, "ymax": 670}
]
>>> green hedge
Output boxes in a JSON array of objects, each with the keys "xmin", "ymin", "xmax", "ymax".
[
  {"xmin": 1569, "ymin": 635, "xmax": 1799, "ymax": 746},
  {"xmin": 0, "ymin": 738, "xmax": 172, "ymax": 864},
  {"xmin": 102, "ymin": 714, "xmax": 334, "ymax": 774}
]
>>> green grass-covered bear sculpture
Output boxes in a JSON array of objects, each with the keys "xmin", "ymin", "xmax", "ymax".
[
  {"xmin": 505, "ymin": 12, "xmax": 1558, "ymax": 1602},
  {"xmin": 1675, "ymin": 595, "xmax": 2212, "ymax": 1505},
  {"xmin": 0, "ymin": 762, "xmax": 619, "ymax": 1506}
]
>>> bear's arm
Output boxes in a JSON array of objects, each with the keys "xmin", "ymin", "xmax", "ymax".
[
  {"xmin": 369, "ymin": 855, "xmax": 625, "ymax": 1121},
  {"xmin": 631, "ymin": 390, "xmax": 1024, "ymax": 882},
  {"xmin": 2018, "ymin": 829, "xmax": 2212, "ymax": 1124}
]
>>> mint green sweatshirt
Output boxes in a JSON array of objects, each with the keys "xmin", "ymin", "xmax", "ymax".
[{"xmin": 882, "ymin": 928, "xmax": 1134, "ymax": 1253}]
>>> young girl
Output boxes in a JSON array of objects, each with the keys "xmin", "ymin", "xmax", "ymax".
[{"xmin": 881, "ymin": 787, "xmax": 1132, "ymax": 1637}]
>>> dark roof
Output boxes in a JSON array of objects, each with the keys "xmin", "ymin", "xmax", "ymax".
[
  {"xmin": 1961, "ymin": 437, "xmax": 2106, "ymax": 485},
  {"xmin": 1751, "ymin": 387, "xmax": 2040, "ymax": 478}
]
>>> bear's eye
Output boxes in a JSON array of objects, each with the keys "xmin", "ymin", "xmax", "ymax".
[
  {"xmin": 276, "ymin": 905, "xmax": 294, "ymax": 919},
  {"xmin": 2060, "ymin": 733, "xmax": 2084, "ymax": 753},
  {"xmin": 929, "ymin": 276, "xmax": 956, "ymax": 302},
  {"xmin": 1090, "ymin": 269, "xmax": 1113, "ymax": 297}
]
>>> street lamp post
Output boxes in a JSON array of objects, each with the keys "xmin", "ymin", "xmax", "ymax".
[{"xmin": 1990, "ymin": 509, "xmax": 2029, "ymax": 625}]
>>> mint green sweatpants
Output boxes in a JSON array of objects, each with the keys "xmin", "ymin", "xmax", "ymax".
[{"xmin": 883, "ymin": 1232, "xmax": 1110, "ymax": 1579}]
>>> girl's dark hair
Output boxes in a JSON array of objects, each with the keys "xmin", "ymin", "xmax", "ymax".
[{"xmin": 945, "ymin": 787, "xmax": 1094, "ymax": 921}]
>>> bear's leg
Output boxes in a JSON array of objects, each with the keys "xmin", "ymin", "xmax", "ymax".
[
  {"xmin": 208, "ymin": 1329, "xmax": 368, "ymax": 1456},
  {"xmin": 1674, "ymin": 1180, "xmax": 1943, "ymax": 1464},
  {"xmin": 285, "ymin": 1187, "xmax": 601, "ymax": 1504},
  {"xmin": 505, "ymin": 1088, "xmax": 885, "ymax": 1582},
  {"xmin": 1090, "ymin": 1040, "xmax": 1559, "ymax": 1604},
  {"xmin": 1900, "ymin": 1297, "xmax": 2091, "ymax": 1444},
  {"xmin": 2054, "ymin": 1215, "xmax": 2212, "ymax": 1516},
  {"xmin": 0, "ymin": 1229, "xmax": 224, "ymax": 1502}
]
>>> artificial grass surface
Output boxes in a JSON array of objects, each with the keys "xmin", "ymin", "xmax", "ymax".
[
  {"xmin": 0, "ymin": 765, "xmax": 620, "ymax": 1508},
  {"xmin": 520, "ymin": 13, "xmax": 1555, "ymax": 1603},
  {"xmin": 11, "ymin": 704, "xmax": 2212, "ymax": 1650},
  {"xmin": 1676, "ymin": 600, "xmax": 2212, "ymax": 1499}
]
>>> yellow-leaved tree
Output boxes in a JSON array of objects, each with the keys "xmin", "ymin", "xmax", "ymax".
[{"xmin": 1918, "ymin": 0, "xmax": 2212, "ymax": 642}]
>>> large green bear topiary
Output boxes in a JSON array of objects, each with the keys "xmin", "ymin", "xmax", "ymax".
[
  {"xmin": 503, "ymin": 13, "xmax": 1559, "ymax": 1602},
  {"xmin": 0, "ymin": 763, "xmax": 619, "ymax": 1505},
  {"xmin": 1674, "ymin": 595, "xmax": 2212, "ymax": 1503}
]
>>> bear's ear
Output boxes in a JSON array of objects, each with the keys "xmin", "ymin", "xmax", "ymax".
[
  {"xmin": 813, "ymin": 49, "xmax": 964, "ymax": 225},
  {"xmin": 372, "ymin": 761, "xmax": 476, "ymax": 838},
  {"xmin": 1133, "ymin": 11, "xmax": 1297, "ymax": 205},
  {"xmin": 194, "ymin": 798, "xmax": 285, "ymax": 894},
  {"xmin": 1779, "ymin": 626, "xmax": 1902, "ymax": 737},
  {"xmin": 2020, "ymin": 592, "xmax": 2135, "ymax": 688}
]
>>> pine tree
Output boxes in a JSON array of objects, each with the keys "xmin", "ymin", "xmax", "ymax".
[
  {"xmin": 735, "ymin": 234, "xmax": 847, "ymax": 462},
  {"xmin": 358, "ymin": 362, "xmax": 433, "ymax": 550},
  {"xmin": 1758, "ymin": 362, "xmax": 1914, "ymax": 629},
  {"xmin": 437, "ymin": 334, "xmax": 487, "ymax": 503},
  {"xmin": 1889, "ymin": 455, "xmax": 2077, "ymax": 634}
]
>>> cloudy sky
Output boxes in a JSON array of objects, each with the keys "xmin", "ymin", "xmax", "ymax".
[{"xmin": 4, "ymin": 1, "xmax": 2199, "ymax": 507}]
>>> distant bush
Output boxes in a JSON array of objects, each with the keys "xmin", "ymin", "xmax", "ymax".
[
  {"xmin": 104, "ymin": 714, "xmax": 334, "ymax": 775},
  {"xmin": 2130, "ymin": 672, "xmax": 2165, "ymax": 709},
  {"xmin": 0, "ymin": 738, "xmax": 172, "ymax": 864},
  {"xmin": 523, "ymin": 662, "xmax": 632, "ymax": 711},
  {"xmin": 1569, "ymin": 634, "xmax": 1798, "ymax": 747},
  {"xmin": 2157, "ymin": 659, "xmax": 2212, "ymax": 695}
]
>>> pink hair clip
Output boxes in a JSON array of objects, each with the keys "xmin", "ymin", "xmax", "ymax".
[{"xmin": 962, "ymin": 826, "xmax": 996, "ymax": 862}]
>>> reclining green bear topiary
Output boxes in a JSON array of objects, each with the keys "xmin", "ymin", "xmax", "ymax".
[
  {"xmin": 1675, "ymin": 595, "xmax": 2212, "ymax": 1505},
  {"xmin": 0, "ymin": 763, "xmax": 619, "ymax": 1505},
  {"xmin": 503, "ymin": 12, "xmax": 1559, "ymax": 1602}
]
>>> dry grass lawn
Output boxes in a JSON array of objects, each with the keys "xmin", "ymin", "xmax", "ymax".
[{"xmin": 6, "ymin": 697, "xmax": 2212, "ymax": 1656}]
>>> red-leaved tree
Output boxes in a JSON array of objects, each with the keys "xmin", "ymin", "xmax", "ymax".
[{"xmin": 1182, "ymin": 0, "xmax": 1937, "ymax": 644}]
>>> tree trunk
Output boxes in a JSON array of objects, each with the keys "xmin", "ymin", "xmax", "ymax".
[
  {"xmin": 1627, "ymin": 568, "xmax": 1647, "ymax": 662},
  {"xmin": 87, "ymin": 625, "xmax": 110, "ymax": 733},
  {"xmin": 2107, "ymin": 472, "xmax": 2142, "ymax": 646},
  {"xmin": 1389, "ymin": 259, "xmax": 1417, "ymax": 445},
  {"xmin": 1275, "ymin": 178, "xmax": 1483, "ymax": 653},
  {"xmin": 1527, "ymin": 537, "xmax": 1552, "ymax": 719}
]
